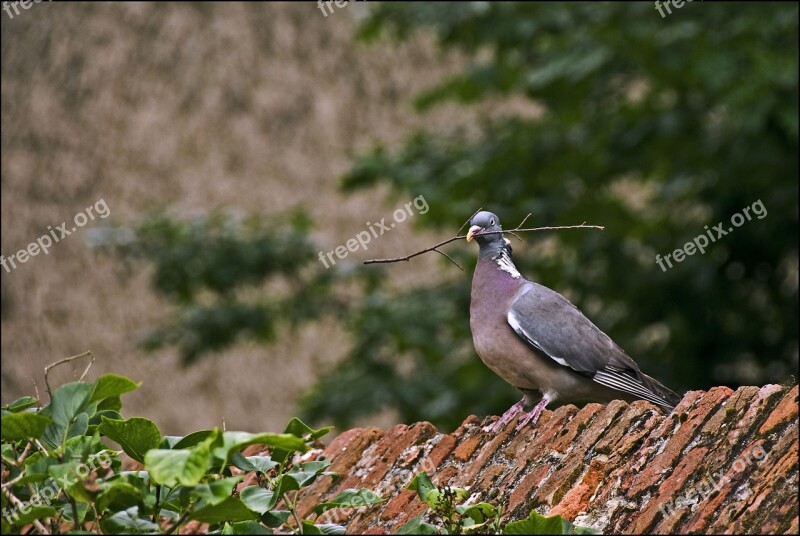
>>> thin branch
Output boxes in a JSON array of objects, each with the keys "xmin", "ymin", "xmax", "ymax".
[
  {"xmin": 456, "ymin": 207, "xmax": 482, "ymax": 237},
  {"xmin": 477, "ymin": 222, "xmax": 604, "ymax": 237},
  {"xmin": 363, "ymin": 235, "xmax": 465, "ymax": 265},
  {"xmin": 2, "ymin": 487, "xmax": 49, "ymax": 534},
  {"xmin": 506, "ymin": 213, "xmax": 532, "ymax": 243},
  {"xmin": 432, "ymin": 248, "xmax": 464, "ymax": 271},
  {"xmin": 44, "ymin": 351, "xmax": 94, "ymax": 397},
  {"xmin": 364, "ymin": 213, "xmax": 604, "ymax": 266}
]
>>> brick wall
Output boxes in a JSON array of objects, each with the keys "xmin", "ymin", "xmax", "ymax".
[{"xmin": 293, "ymin": 384, "xmax": 798, "ymax": 534}]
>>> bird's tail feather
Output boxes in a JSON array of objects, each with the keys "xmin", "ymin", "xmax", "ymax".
[{"xmin": 640, "ymin": 372, "xmax": 682, "ymax": 412}]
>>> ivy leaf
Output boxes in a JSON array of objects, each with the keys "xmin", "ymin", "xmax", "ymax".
[
  {"xmin": 407, "ymin": 472, "xmax": 437, "ymax": 505},
  {"xmin": 6, "ymin": 506, "xmax": 57, "ymax": 527},
  {"xmin": 172, "ymin": 429, "xmax": 217, "ymax": 450},
  {"xmin": 96, "ymin": 481, "xmax": 143, "ymax": 513},
  {"xmin": 99, "ymin": 417, "xmax": 162, "ymax": 464},
  {"xmin": 100, "ymin": 506, "xmax": 160, "ymax": 534},
  {"xmin": 41, "ymin": 382, "xmax": 96, "ymax": 449},
  {"xmin": 301, "ymin": 521, "xmax": 324, "ymax": 535},
  {"xmin": 90, "ymin": 374, "xmax": 141, "ymax": 404},
  {"xmin": 457, "ymin": 502, "xmax": 497, "ymax": 524},
  {"xmin": 215, "ymin": 431, "xmax": 307, "ymax": 466},
  {"xmin": 222, "ymin": 520, "xmax": 272, "ymax": 534},
  {"xmin": 283, "ymin": 417, "xmax": 333, "ymax": 441},
  {"xmin": 1, "ymin": 413, "xmax": 52, "ymax": 441},
  {"xmin": 4, "ymin": 396, "xmax": 38, "ymax": 413},
  {"xmin": 398, "ymin": 512, "xmax": 438, "ymax": 535},
  {"xmin": 145, "ymin": 430, "xmax": 219, "ymax": 487},
  {"xmin": 239, "ymin": 486, "xmax": 275, "ymax": 515},
  {"xmin": 503, "ymin": 511, "xmax": 601, "ymax": 535},
  {"xmin": 271, "ymin": 418, "xmax": 331, "ymax": 464},
  {"xmin": 285, "ymin": 460, "xmax": 332, "ymax": 487},
  {"xmin": 190, "ymin": 496, "xmax": 260, "ymax": 523},
  {"xmin": 262, "ymin": 510, "xmax": 291, "ymax": 528},
  {"xmin": 312, "ymin": 488, "xmax": 384, "ymax": 514},
  {"xmin": 230, "ymin": 452, "xmax": 279, "ymax": 474}
]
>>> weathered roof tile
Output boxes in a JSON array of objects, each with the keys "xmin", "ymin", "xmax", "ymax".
[{"xmin": 290, "ymin": 384, "xmax": 798, "ymax": 534}]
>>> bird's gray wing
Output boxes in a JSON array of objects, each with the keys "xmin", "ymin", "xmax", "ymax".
[{"xmin": 507, "ymin": 282, "xmax": 678, "ymax": 409}]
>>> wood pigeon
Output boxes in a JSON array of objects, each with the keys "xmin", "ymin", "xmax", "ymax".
[{"xmin": 467, "ymin": 211, "xmax": 681, "ymax": 432}]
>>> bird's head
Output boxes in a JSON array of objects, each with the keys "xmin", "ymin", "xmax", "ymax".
[{"xmin": 466, "ymin": 210, "xmax": 506, "ymax": 250}]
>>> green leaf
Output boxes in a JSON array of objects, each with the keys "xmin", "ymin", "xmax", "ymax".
[
  {"xmin": 190, "ymin": 496, "xmax": 260, "ymax": 523},
  {"xmin": 272, "ymin": 473, "xmax": 300, "ymax": 499},
  {"xmin": 215, "ymin": 431, "xmax": 308, "ymax": 466},
  {"xmin": 301, "ymin": 520, "xmax": 324, "ymax": 535},
  {"xmin": 240, "ymin": 486, "xmax": 275, "ymax": 514},
  {"xmin": 1, "ymin": 413, "xmax": 52, "ymax": 441},
  {"xmin": 230, "ymin": 452, "xmax": 279, "ymax": 473},
  {"xmin": 6, "ymin": 505, "xmax": 57, "ymax": 527},
  {"xmin": 66, "ymin": 411, "xmax": 90, "ymax": 440},
  {"xmin": 100, "ymin": 506, "xmax": 160, "ymax": 534},
  {"xmin": 49, "ymin": 382, "xmax": 96, "ymax": 428},
  {"xmin": 5, "ymin": 396, "xmax": 38, "ymax": 413},
  {"xmin": 283, "ymin": 417, "xmax": 333, "ymax": 441},
  {"xmin": 262, "ymin": 510, "xmax": 291, "ymax": 528},
  {"xmin": 41, "ymin": 382, "xmax": 96, "ymax": 449},
  {"xmin": 96, "ymin": 481, "xmax": 143, "ymax": 513},
  {"xmin": 286, "ymin": 460, "xmax": 333, "ymax": 488},
  {"xmin": 48, "ymin": 462, "xmax": 95, "ymax": 503},
  {"xmin": 398, "ymin": 512, "xmax": 439, "ymax": 535},
  {"xmin": 503, "ymin": 510, "xmax": 601, "ymax": 535},
  {"xmin": 90, "ymin": 374, "xmax": 141, "ymax": 403},
  {"xmin": 173, "ymin": 429, "xmax": 217, "ymax": 449},
  {"xmin": 407, "ymin": 472, "xmax": 437, "ymax": 504},
  {"xmin": 97, "ymin": 395, "xmax": 122, "ymax": 412},
  {"xmin": 313, "ymin": 488, "xmax": 384, "ymax": 514},
  {"xmin": 222, "ymin": 520, "xmax": 272, "ymax": 534},
  {"xmin": 457, "ymin": 502, "xmax": 497, "ymax": 524},
  {"xmin": 145, "ymin": 449, "xmax": 207, "ymax": 487},
  {"xmin": 145, "ymin": 430, "xmax": 219, "ymax": 487},
  {"xmin": 191, "ymin": 476, "xmax": 244, "ymax": 506},
  {"xmin": 270, "ymin": 418, "xmax": 331, "ymax": 464},
  {"xmin": 99, "ymin": 416, "xmax": 162, "ymax": 464}
]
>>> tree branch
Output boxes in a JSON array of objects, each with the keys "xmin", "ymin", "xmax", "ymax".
[
  {"xmin": 44, "ymin": 351, "xmax": 94, "ymax": 398},
  {"xmin": 363, "ymin": 213, "xmax": 604, "ymax": 267}
]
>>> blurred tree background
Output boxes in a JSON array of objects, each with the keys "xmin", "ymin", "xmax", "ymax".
[{"xmin": 69, "ymin": 2, "xmax": 799, "ymax": 432}]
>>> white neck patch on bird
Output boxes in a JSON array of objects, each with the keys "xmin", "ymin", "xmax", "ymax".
[{"xmin": 493, "ymin": 241, "xmax": 521, "ymax": 279}]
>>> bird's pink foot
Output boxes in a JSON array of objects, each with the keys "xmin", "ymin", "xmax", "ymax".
[
  {"xmin": 515, "ymin": 397, "xmax": 549, "ymax": 430},
  {"xmin": 483, "ymin": 399, "xmax": 526, "ymax": 433}
]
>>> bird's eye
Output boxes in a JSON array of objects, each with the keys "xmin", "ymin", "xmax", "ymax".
[{"xmin": 490, "ymin": 218, "xmax": 496, "ymax": 226}]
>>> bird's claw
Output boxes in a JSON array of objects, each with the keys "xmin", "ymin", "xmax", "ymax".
[
  {"xmin": 514, "ymin": 397, "xmax": 549, "ymax": 430},
  {"xmin": 483, "ymin": 399, "xmax": 526, "ymax": 433}
]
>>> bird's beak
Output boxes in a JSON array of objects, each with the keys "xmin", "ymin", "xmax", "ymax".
[{"xmin": 466, "ymin": 225, "xmax": 482, "ymax": 242}]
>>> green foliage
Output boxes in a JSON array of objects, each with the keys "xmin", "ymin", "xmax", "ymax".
[
  {"xmin": 504, "ymin": 510, "xmax": 600, "ymax": 535},
  {"xmin": 402, "ymin": 471, "xmax": 599, "ymax": 534},
  {"xmin": 0, "ymin": 369, "xmax": 382, "ymax": 534},
  {"xmin": 304, "ymin": 2, "xmax": 799, "ymax": 430},
  {"xmin": 90, "ymin": 209, "xmax": 379, "ymax": 365}
]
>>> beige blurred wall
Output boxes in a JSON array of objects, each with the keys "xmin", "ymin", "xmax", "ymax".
[{"xmin": 1, "ymin": 2, "xmax": 478, "ymax": 434}]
